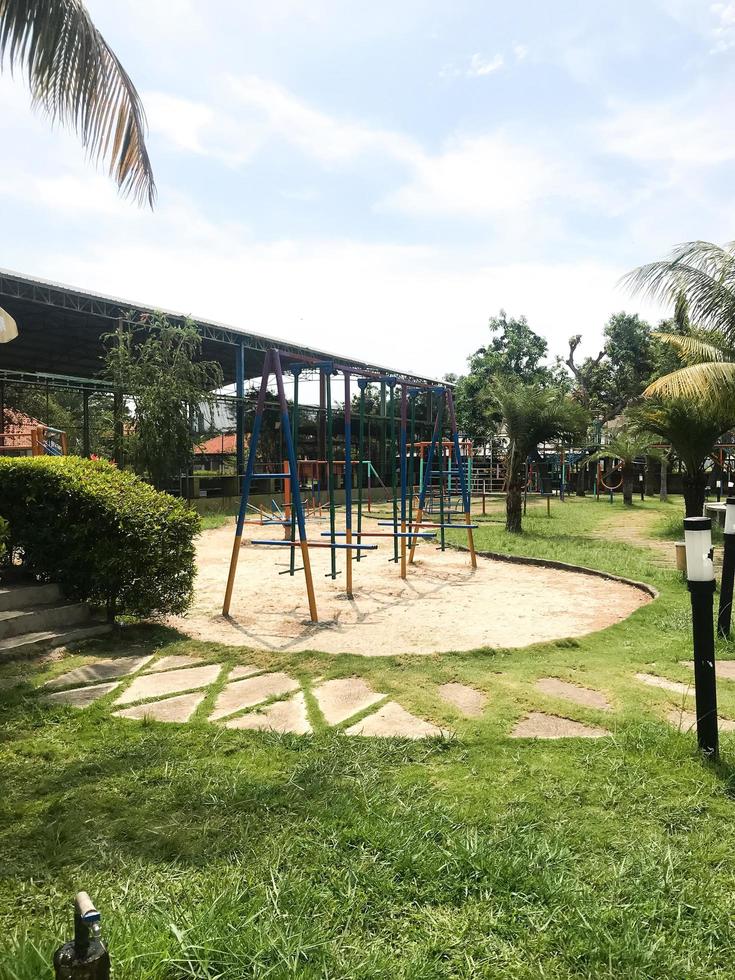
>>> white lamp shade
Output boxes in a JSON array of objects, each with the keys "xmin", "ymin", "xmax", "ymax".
[
  {"xmin": 0, "ymin": 307, "xmax": 18, "ymax": 343},
  {"xmin": 726, "ymin": 497, "xmax": 735, "ymax": 535},
  {"xmin": 684, "ymin": 517, "xmax": 715, "ymax": 582}
]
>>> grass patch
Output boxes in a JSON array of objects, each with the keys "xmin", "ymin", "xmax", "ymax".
[{"xmin": 3, "ymin": 495, "xmax": 735, "ymax": 977}]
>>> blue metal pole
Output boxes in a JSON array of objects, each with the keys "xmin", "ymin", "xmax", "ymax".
[{"xmin": 223, "ymin": 350, "xmax": 271, "ymax": 615}]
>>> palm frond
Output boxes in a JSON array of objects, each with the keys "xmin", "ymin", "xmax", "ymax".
[
  {"xmin": 621, "ymin": 241, "xmax": 735, "ymax": 340},
  {"xmin": 0, "ymin": 0, "xmax": 155, "ymax": 206},
  {"xmin": 643, "ymin": 361, "xmax": 735, "ymax": 401},
  {"xmin": 653, "ymin": 332, "xmax": 726, "ymax": 364}
]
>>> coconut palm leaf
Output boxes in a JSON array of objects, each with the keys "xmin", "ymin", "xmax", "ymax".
[
  {"xmin": 622, "ymin": 241, "xmax": 735, "ymax": 341},
  {"xmin": 644, "ymin": 361, "xmax": 735, "ymax": 400},
  {"xmin": 653, "ymin": 332, "xmax": 727, "ymax": 365},
  {"xmin": 0, "ymin": 0, "xmax": 155, "ymax": 205}
]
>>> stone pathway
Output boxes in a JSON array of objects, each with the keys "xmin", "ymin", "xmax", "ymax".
[
  {"xmin": 44, "ymin": 654, "xmax": 153, "ymax": 689},
  {"xmin": 635, "ymin": 672, "xmax": 693, "ymax": 696},
  {"xmin": 345, "ymin": 702, "xmax": 449, "ymax": 739},
  {"xmin": 681, "ymin": 660, "xmax": 735, "ymax": 681},
  {"xmin": 511, "ymin": 712, "xmax": 610, "ymax": 739},
  {"xmin": 666, "ymin": 708, "xmax": 735, "ymax": 733},
  {"xmin": 47, "ymin": 654, "xmax": 731, "ymax": 743},
  {"xmin": 439, "ymin": 682, "xmax": 487, "ymax": 717},
  {"xmin": 42, "ymin": 655, "xmax": 450, "ymax": 738},
  {"xmin": 535, "ymin": 677, "xmax": 611, "ymax": 711}
]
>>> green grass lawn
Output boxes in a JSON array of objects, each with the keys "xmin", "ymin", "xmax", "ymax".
[{"xmin": 2, "ymin": 496, "xmax": 735, "ymax": 978}]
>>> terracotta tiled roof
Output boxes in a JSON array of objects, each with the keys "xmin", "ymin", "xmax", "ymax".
[{"xmin": 195, "ymin": 433, "xmax": 238, "ymax": 455}]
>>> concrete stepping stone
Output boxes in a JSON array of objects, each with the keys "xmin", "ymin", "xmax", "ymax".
[
  {"xmin": 667, "ymin": 708, "xmax": 735, "ymax": 733},
  {"xmin": 635, "ymin": 673, "xmax": 692, "ymax": 696},
  {"xmin": 439, "ymin": 682, "xmax": 487, "ymax": 718},
  {"xmin": 209, "ymin": 672, "xmax": 299, "ymax": 721},
  {"xmin": 45, "ymin": 655, "xmax": 153, "ymax": 689},
  {"xmin": 224, "ymin": 692, "xmax": 311, "ymax": 734},
  {"xmin": 511, "ymin": 711, "xmax": 610, "ymax": 739},
  {"xmin": 681, "ymin": 660, "xmax": 735, "ymax": 681},
  {"xmin": 228, "ymin": 664, "xmax": 260, "ymax": 680},
  {"xmin": 113, "ymin": 690, "xmax": 206, "ymax": 723},
  {"xmin": 345, "ymin": 701, "xmax": 449, "ymax": 739},
  {"xmin": 45, "ymin": 681, "xmax": 119, "ymax": 708},
  {"xmin": 536, "ymin": 677, "xmax": 611, "ymax": 711},
  {"xmin": 313, "ymin": 677, "xmax": 385, "ymax": 725},
  {"xmin": 115, "ymin": 664, "xmax": 222, "ymax": 706},
  {"xmin": 143, "ymin": 655, "xmax": 202, "ymax": 672}
]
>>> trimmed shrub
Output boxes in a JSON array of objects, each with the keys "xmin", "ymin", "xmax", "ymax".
[{"xmin": 0, "ymin": 456, "xmax": 200, "ymax": 618}]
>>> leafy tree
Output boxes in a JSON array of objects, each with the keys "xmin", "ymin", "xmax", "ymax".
[
  {"xmin": 0, "ymin": 0, "xmax": 155, "ymax": 205},
  {"xmin": 628, "ymin": 398, "xmax": 735, "ymax": 517},
  {"xmin": 104, "ymin": 315, "xmax": 223, "ymax": 489},
  {"xmin": 563, "ymin": 312, "xmax": 655, "ymax": 421},
  {"xmin": 455, "ymin": 311, "xmax": 556, "ymax": 442},
  {"xmin": 490, "ymin": 380, "xmax": 589, "ymax": 533}
]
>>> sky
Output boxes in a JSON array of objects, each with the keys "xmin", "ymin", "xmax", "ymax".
[{"xmin": 2, "ymin": 0, "xmax": 735, "ymax": 380}]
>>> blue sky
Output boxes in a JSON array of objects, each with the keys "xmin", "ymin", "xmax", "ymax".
[{"xmin": 2, "ymin": 0, "xmax": 735, "ymax": 379}]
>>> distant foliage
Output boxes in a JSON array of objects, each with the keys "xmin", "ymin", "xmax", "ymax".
[
  {"xmin": 0, "ymin": 457, "xmax": 199, "ymax": 618},
  {"xmin": 455, "ymin": 311, "xmax": 562, "ymax": 442},
  {"xmin": 105, "ymin": 315, "xmax": 224, "ymax": 489}
]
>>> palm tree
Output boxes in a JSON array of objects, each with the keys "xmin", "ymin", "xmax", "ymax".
[
  {"xmin": 0, "ymin": 0, "xmax": 155, "ymax": 205},
  {"xmin": 623, "ymin": 242, "xmax": 735, "ymax": 402},
  {"xmin": 590, "ymin": 430, "xmax": 658, "ymax": 507},
  {"xmin": 628, "ymin": 399, "xmax": 735, "ymax": 517},
  {"xmin": 490, "ymin": 380, "xmax": 589, "ymax": 533}
]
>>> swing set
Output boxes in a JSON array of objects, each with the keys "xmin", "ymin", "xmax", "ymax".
[{"xmin": 222, "ymin": 349, "xmax": 477, "ymax": 623}]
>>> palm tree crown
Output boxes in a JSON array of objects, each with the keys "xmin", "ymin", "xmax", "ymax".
[{"xmin": 0, "ymin": 0, "xmax": 155, "ymax": 205}]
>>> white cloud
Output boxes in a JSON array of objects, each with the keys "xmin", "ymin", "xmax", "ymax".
[
  {"xmin": 467, "ymin": 53, "xmax": 504, "ymax": 76},
  {"xmin": 513, "ymin": 43, "xmax": 529, "ymax": 61},
  {"xmin": 711, "ymin": 1, "xmax": 735, "ymax": 50},
  {"xmin": 383, "ymin": 134, "xmax": 552, "ymax": 216},
  {"xmin": 227, "ymin": 75, "xmax": 418, "ymax": 166},
  {"xmin": 600, "ymin": 96, "xmax": 735, "ymax": 165}
]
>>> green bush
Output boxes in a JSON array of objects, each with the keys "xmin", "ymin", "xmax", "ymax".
[{"xmin": 0, "ymin": 457, "xmax": 200, "ymax": 618}]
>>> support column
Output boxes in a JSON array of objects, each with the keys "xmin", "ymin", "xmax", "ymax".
[{"xmin": 235, "ymin": 341, "xmax": 246, "ymax": 479}]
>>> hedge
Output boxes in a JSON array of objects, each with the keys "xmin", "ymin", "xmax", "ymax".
[{"xmin": 0, "ymin": 457, "xmax": 200, "ymax": 618}]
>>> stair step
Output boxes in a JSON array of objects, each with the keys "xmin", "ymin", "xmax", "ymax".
[
  {"xmin": 0, "ymin": 623, "xmax": 113, "ymax": 662},
  {"xmin": 0, "ymin": 582, "xmax": 62, "ymax": 612},
  {"xmin": 0, "ymin": 602, "xmax": 92, "ymax": 641}
]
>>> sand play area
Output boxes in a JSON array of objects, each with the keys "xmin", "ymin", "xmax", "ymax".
[{"xmin": 169, "ymin": 519, "xmax": 653, "ymax": 656}]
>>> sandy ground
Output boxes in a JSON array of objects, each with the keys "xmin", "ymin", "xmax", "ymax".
[{"xmin": 169, "ymin": 520, "xmax": 652, "ymax": 656}]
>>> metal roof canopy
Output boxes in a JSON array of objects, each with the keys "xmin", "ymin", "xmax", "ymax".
[{"xmin": 0, "ymin": 268, "xmax": 440, "ymax": 390}]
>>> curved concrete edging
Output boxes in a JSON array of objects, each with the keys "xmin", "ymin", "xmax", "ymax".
[{"xmin": 450, "ymin": 544, "xmax": 659, "ymax": 600}]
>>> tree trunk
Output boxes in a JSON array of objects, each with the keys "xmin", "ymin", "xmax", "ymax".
[
  {"xmin": 682, "ymin": 473, "xmax": 707, "ymax": 518},
  {"xmin": 659, "ymin": 458, "xmax": 668, "ymax": 502},
  {"xmin": 575, "ymin": 465, "xmax": 586, "ymax": 497},
  {"xmin": 622, "ymin": 462, "xmax": 634, "ymax": 506},
  {"xmin": 506, "ymin": 455, "xmax": 524, "ymax": 534}
]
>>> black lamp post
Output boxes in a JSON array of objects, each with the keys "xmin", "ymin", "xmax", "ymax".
[
  {"xmin": 718, "ymin": 497, "xmax": 735, "ymax": 639},
  {"xmin": 684, "ymin": 516, "xmax": 719, "ymax": 760}
]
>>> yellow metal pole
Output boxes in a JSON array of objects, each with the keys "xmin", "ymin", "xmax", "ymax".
[
  {"xmin": 223, "ymin": 533, "xmax": 242, "ymax": 616},
  {"xmin": 408, "ymin": 507, "xmax": 424, "ymax": 563},
  {"xmin": 300, "ymin": 539, "xmax": 318, "ymax": 622}
]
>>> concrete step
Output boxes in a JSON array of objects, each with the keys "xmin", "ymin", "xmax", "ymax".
[
  {"xmin": 0, "ymin": 582, "xmax": 62, "ymax": 612},
  {"xmin": 0, "ymin": 601, "xmax": 92, "ymax": 641},
  {"xmin": 0, "ymin": 623, "xmax": 113, "ymax": 662}
]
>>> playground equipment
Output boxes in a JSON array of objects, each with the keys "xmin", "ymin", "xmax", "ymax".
[
  {"xmin": 222, "ymin": 350, "xmax": 477, "ymax": 623},
  {"xmin": 0, "ymin": 409, "xmax": 67, "ymax": 457}
]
